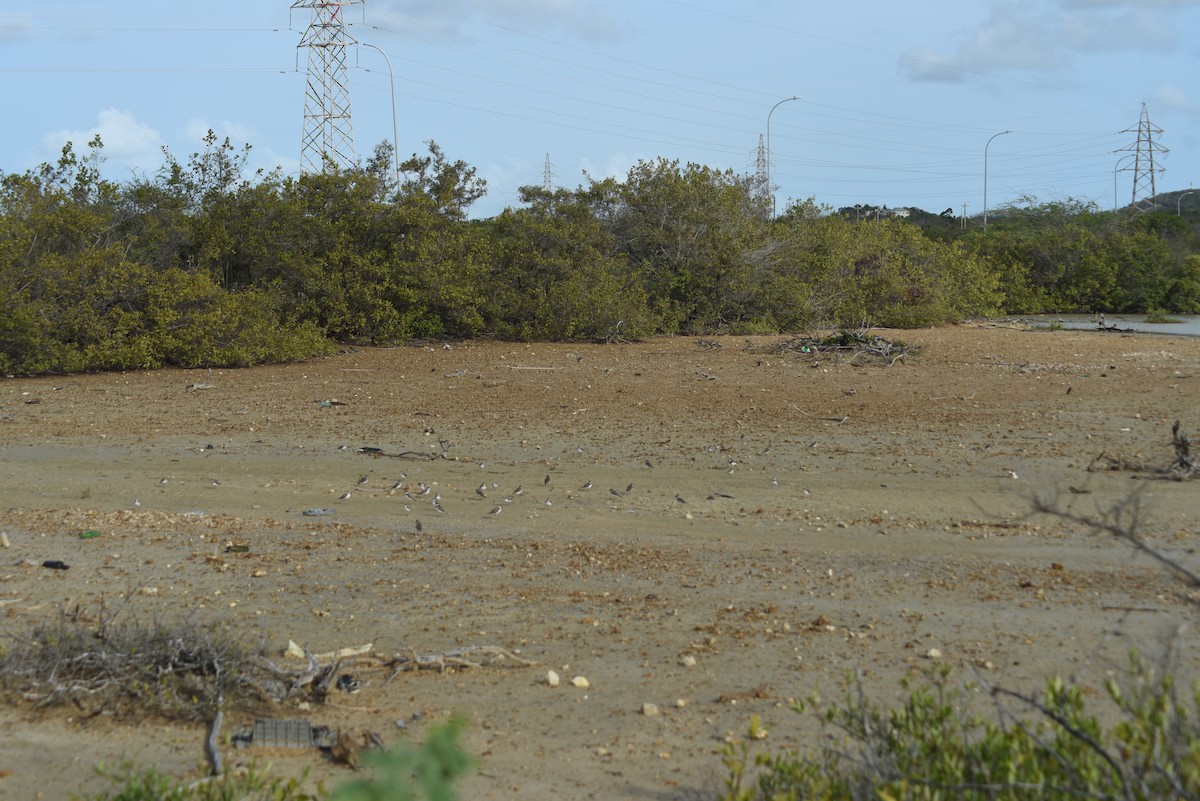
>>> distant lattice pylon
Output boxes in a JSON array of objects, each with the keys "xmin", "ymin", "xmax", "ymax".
[
  {"xmin": 293, "ymin": 0, "xmax": 363, "ymax": 173},
  {"xmin": 754, "ymin": 134, "xmax": 768, "ymax": 201},
  {"xmin": 1119, "ymin": 103, "xmax": 1168, "ymax": 212},
  {"xmin": 543, "ymin": 153, "xmax": 555, "ymax": 191}
]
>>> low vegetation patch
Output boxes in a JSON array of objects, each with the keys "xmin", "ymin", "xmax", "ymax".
[{"xmin": 721, "ymin": 658, "xmax": 1200, "ymax": 801}]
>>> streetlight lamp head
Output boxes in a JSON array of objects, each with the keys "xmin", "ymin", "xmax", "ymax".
[{"xmin": 766, "ymin": 95, "xmax": 804, "ymax": 219}]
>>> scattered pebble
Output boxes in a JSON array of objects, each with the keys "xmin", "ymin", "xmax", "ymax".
[
  {"xmin": 545, "ymin": 670, "xmax": 560, "ymax": 687},
  {"xmin": 641, "ymin": 702, "xmax": 659, "ymax": 716},
  {"xmin": 570, "ymin": 675, "xmax": 590, "ymax": 689}
]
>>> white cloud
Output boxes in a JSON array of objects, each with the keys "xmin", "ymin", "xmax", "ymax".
[
  {"xmin": 578, "ymin": 152, "xmax": 640, "ymax": 183},
  {"xmin": 40, "ymin": 108, "xmax": 163, "ymax": 172},
  {"xmin": 181, "ymin": 119, "xmax": 260, "ymax": 148},
  {"xmin": 1150, "ymin": 85, "xmax": 1200, "ymax": 117},
  {"xmin": 897, "ymin": 48, "xmax": 968, "ymax": 83},
  {"xmin": 900, "ymin": 0, "xmax": 1194, "ymax": 82},
  {"xmin": 1063, "ymin": 0, "xmax": 1200, "ymax": 8}
]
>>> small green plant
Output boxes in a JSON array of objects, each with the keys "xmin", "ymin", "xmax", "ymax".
[
  {"xmin": 329, "ymin": 717, "xmax": 473, "ymax": 801},
  {"xmin": 79, "ymin": 760, "xmax": 321, "ymax": 801},
  {"xmin": 1144, "ymin": 308, "xmax": 1182, "ymax": 324},
  {"xmin": 75, "ymin": 719, "xmax": 473, "ymax": 801},
  {"xmin": 721, "ymin": 658, "xmax": 1200, "ymax": 801}
]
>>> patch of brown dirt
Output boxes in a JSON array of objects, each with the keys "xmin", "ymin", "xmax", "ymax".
[{"xmin": 1, "ymin": 324, "xmax": 1198, "ymax": 799}]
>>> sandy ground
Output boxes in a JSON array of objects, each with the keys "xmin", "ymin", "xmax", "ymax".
[{"xmin": 1, "ymin": 324, "xmax": 1198, "ymax": 800}]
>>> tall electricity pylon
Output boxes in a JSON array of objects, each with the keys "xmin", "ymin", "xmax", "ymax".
[
  {"xmin": 1119, "ymin": 103, "xmax": 1168, "ymax": 212},
  {"xmin": 542, "ymin": 153, "xmax": 555, "ymax": 191},
  {"xmin": 753, "ymin": 134, "xmax": 769, "ymax": 203},
  {"xmin": 293, "ymin": 0, "xmax": 363, "ymax": 173}
]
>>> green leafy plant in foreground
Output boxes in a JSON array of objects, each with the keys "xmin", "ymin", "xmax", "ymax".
[
  {"xmin": 721, "ymin": 656, "xmax": 1200, "ymax": 801},
  {"xmin": 329, "ymin": 717, "xmax": 473, "ymax": 801},
  {"xmin": 76, "ymin": 718, "xmax": 472, "ymax": 801},
  {"xmin": 78, "ymin": 761, "xmax": 320, "ymax": 801}
]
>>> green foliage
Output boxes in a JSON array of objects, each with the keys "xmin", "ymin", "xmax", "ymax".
[
  {"xmin": 3, "ymin": 138, "xmax": 1197, "ymax": 376},
  {"xmin": 80, "ymin": 761, "xmax": 320, "ymax": 801},
  {"xmin": 969, "ymin": 197, "xmax": 1200, "ymax": 314},
  {"xmin": 75, "ymin": 720, "xmax": 472, "ymax": 801},
  {"xmin": 587, "ymin": 158, "xmax": 769, "ymax": 333},
  {"xmin": 763, "ymin": 216, "xmax": 1001, "ymax": 329},
  {"xmin": 330, "ymin": 718, "xmax": 473, "ymax": 801},
  {"xmin": 721, "ymin": 659, "xmax": 1200, "ymax": 801},
  {"xmin": 486, "ymin": 188, "xmax": 654, "ymax": 340}
]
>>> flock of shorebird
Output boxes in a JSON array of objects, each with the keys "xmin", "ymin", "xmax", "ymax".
[
  {"xmin": 305, "ymin": 448, "xmax": 807, "ymax": 537},
  {"xmin": 134, "ymin": 445, "xmax": 812, "ymax": 532}
]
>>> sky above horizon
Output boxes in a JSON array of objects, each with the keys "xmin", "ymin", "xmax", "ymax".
[{"xmin": 1, "ymin": 1, "xmax": 1197, "ymax": 219}]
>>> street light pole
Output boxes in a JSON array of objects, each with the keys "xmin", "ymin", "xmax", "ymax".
[
  {"xmin": 358, "ymin": 40, "xmax": 400, "ymax": 188},
  {"xmin": 1113, "ymin": 154, "xmax": 1135, "ymax": 212},
  {"xmin": 1178, "ymin": 191, "xmax": 1195, "ymax": 216},
  {"xmin": 766, "ymin": 95, "xmax": 802, "ymax": 218},
  {"xmin": 983, "ymin": 130, "xmax": 1011, "ymax": 232}
]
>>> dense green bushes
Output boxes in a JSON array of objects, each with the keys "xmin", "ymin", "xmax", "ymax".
[
  {"xmin": 2, "ymin": 136, "xmax": 1196, "ymax": 375},
  {"xmin": 722, "ymin": 658, "xmax": 1200, "ymax": 801}
]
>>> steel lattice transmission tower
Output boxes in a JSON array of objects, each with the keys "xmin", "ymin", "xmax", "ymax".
[
  {"xmin": 754, "ymin": 134, "xmax": 768, "ymax": 201},
  {"xmin": 1119, "ymin": 103, "xmax": 1168, "ymax": 212},
  {"xmin": 293, "ymin": 0, "xmax": 363, "ymax": 173},
  {"xmin": 542, "ymin": 153, "xmax": 555, "ymax": 191}
]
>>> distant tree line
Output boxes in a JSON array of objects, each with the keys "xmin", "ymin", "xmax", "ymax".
[{"xmin": 2, "ymin": 135, "xmax": 1197, "ymax": 374}]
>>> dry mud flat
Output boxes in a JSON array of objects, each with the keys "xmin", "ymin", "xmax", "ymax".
[{"xmin": 1, "ymin": 324, "xmax": 1198, "ymax": 800}]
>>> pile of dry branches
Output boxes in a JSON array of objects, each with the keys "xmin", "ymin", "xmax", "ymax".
[
  {"xmin": 1089, "ymin": 420, "xmax": 1197, "ymax": 481},
  {"xmin": 0, "ymin": 605, "xmax": 534, "ymax": 723},
  {"xmin": 771, "ymin": 331, "xmax": 911, "ymax": 366},
  {"xmin": 0, "ymin": 609, "xmax": 244, "ymax": 720}
]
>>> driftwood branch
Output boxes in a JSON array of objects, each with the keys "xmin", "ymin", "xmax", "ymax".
[
  {"xmin": 1088, "ymin": 420, "xmax": 1197, "ymax": 481},
  {"xmin": 1032, "ymin": 487, "xmax": 1200, "ymax": 599}
]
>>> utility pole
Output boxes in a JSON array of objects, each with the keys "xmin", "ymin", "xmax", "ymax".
[
  {"xmin": 1119, "ymin": 103, "xmax": 1168, "ymax": 212},
  {"xmin": 753, "ymin": 134, "xmax": 768, "ymax": 209},
  {"xmin": 293, "ymin": 0, "xmax": 363, "ymax": 174},
  {"xmin": 542, "ymin": 153, "xmax": 555, "ymax": 192},
  {"xmin": 983, "ymin": 130, "xmax": 1011, "ymax": 232},
  {"xmin": 766, "ymin": 95, "xmax": 802, "ymax": 218}
]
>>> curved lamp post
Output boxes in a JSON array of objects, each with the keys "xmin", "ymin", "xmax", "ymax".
[
  {"xmin": 1178, "ymin": 190, "xmax": 1195, "ymax": 216},
  {"xmin": 983, "ymin": 130, "xmax": 1011, "ymax": 231},
  {"xmin": 1113, "ymin": 154, "xmax": 1136, "ymax": 212},
  {"xmin": 358, "ymin": 40, "xmax": 400, "ymax": 186},
  {"xmin": 766, "ymin": 96, "xmax": 802, "ymax": 218}
]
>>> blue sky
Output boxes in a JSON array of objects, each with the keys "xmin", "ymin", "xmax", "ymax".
[{"xmin": 1, "ymin": 0, "xmax": 1197, "ymax": 219}]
